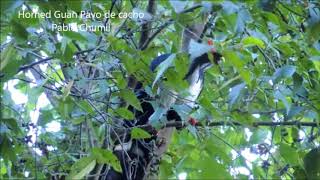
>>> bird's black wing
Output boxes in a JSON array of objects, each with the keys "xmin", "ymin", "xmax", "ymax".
[{"xmin": 149, "ymin": 53, "xmax": 172, "ymax": 72}]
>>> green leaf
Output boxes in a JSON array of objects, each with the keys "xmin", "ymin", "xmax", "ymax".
[
  {"xmin": 229, "ymin": 83, "xmax": 246, "ymax": 108},
  {"xmin": 273, "ymin": 65, "xmax": 296, "ymax": 83},
  {"xmin": 66, "ymin": 0, "xmax": 83, "ymax": 12},
  {"xmin": 242, "ymin": 36, "xmax": 265, "ymax": 48},
  {"xmin": 291, "ymin": 127, "xmax": 299, "ymax": 142},
  {"xmin": 205, "ymin": 137, "xmax": 232, "ymax": 164},
  {"xmin": 0, "ymin": 44, "xmax": 21, "ymax": 81},
  {"xmin": 1, "ymin": 0, "xmax": 23, "ymax": 13},
  {"xmin": 222, "ymin": 13, "xmax": 238, "ymax": 33},
  {"xmin": 236, "ymin": 8, "xmax": 252, "ymax": 33},
  {"xmin": 159, "ymin": 159, "xmax": 173, "ymax": 179},
  {"xmin": 263, "ymin": 12, "xmax": 280, "ymax": 25},
  {"xmin": 279, "ymin": 143, "xmax": 300, "ymax": 166},
  {"xmin": 68, "ymin": 156, "xmax": 96, "ymax": 179},
  {"xmin": 62, "ymin": 80, "xmax": 74, "ymax": 100},
  {"xmin": 119, "ymin": 89, "xmax": 142, "ymax": 111},
  {"xmin": 114, "ymin": 108, "xmax": 134, "ymax": 120},
  {"xmin": 276, "ymin": 43, "xmax": 294, "ymax": 57},
  {"xmin": 0, "ymin": 44, "xmax": 15, "ymax": 72},
  {"xmin": 258, "ymin": 0, "xmax": 276, "ymax": 11},
  {"xmin": 38, "ymin": 109, "xmax": 54, "ymax": 126},
  {"xmin": 72, "ymin": 116, "xmax": 85, "ymax": 125},
  {"xmin": 250, "ymin": 129, "xmax": 269, "ymax": 144},
  {"xmin": 197, "ymin": 155, "xmax": 232, "ymax": 179},
  {"xmin": 76, "ymin": 100, "xmax": 95, "ymax": 115},
  {"xmin": 57, "ymin": 96, "xmax": 74, "ymax": 119},
  {"xmin": 91, "ymin": 148, "xmax": 122, "ymax": 172},
  {"xmin": 0, "ymin": 134, "xmax": 17, "ymax": 162},
  {"xmin": 63, "ymin": 31, "xmax": 87, "ymax": 42},
  {"xmin": 293, "ymin": 167, "xmax": 307, "ymax": 179},
  {"xmin": 292, "ymin": 73, "xmax": 303, "ymax": 92},
  {"xmin": 152, "ymin": 54, "xmax": 176, "ymax": 88},
  {"xmin": 169, "ymin": 1, "xmax": 187, "ymax": 13},
  {"xmin": 131, "ymin": 127, "xmax": 151, "ymax": 139},
  {"xmin": 274, "ymin": 90, "xmax": 291, "ymax": 114},
  {"xmin": 252, "ymin": 164, "xmax": 265, "ymax": 179},
  {"xmin": 111, "ymin": 37, "xmax": 129, "ymax": 52},
  {"xmin": 221, "ymin": 1, "xmax": 239, "ymax": 14},
  {"xmin": 304, "ymin": 148, "xmax": 320, "ymax": 179},
  {"xmin": 0, "ymin": 161, "xmax": 7, "ymax": 175},
  {"xmin": 11, "ymin": 20, "xmax": 28, "ymax": 42},
  {"xmin": 286, "ymin": 106, "xmax": 303, "ymax": 120},
  {"xmin": 223, "ymin": 51, "xmax": 251, "ymax": 84},
  {"xmin": 199, "ymin": 96, "xmax": 220, "ymax": 118},
  {"xmin": 231, "ymin": 112, "xmax": 254, "ymax": 126},
  {"xmin": 1, "ymin": 118, "xmax": 20, "ymax": 134},
  {"xmin": 113, "ymin": 71, "xmax": 127, "ymax": 89},
  {"xmin": 59, "ymin": 41, "xmax": 76, "ymax": 63}
]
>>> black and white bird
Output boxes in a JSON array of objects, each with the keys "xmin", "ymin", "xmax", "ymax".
[{"xmin": 148, "ymin": 40, "xmax": 221, "ymax": 125}]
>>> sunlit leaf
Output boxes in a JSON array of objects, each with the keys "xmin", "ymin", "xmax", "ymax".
[
  {"xmin": 91, "ymin": 148, "xmax": 122, "ymax": 172},
  {"xmin": 273, "ymin": 65, "xmax": 296, "ymax": 83},
  {"xmin": 68, "ymin": 156, "xmax": 96, "ymax": 179},
  {"xmin": 119, "ymin": 89, "xmax": 143, "ymax": 111},
  {"xmin": 279, "ymin": 143, "xmax": 301, "ymax": 166},
  {"xmin": 0, "ymin": 44, "xmax": 21, "ymax": 81},
  {"xmin": 131, "ymin": 127, "xmax": 152, "ymax": 139},
  {"xmin": 223, "ymin": 51, "xmax": 251, "ymax": 84},
  {"xmin": 242, "ymin": 36, "xmax": 265, "ymax": 48},
  {"xmin": 63, "ymin": 31, "xmax": 87, "ymax": 42},
  {"xmin": 229, "ymin": 83, "xmax": 245, "ymax": 108},
  {"xmin": 62, "ymin": 80, "xmax": 74, "ymax": 100},
  {"xmin": 1, "ymin": 118, "xmax": 20, "ymax": 134},
  {"xmin": 250, "ymin": 129, "xmax": 269, "ymax": 144},
  {"xmin": 114, "ymin": 107, "xmax": 135, "ymax": 120}
]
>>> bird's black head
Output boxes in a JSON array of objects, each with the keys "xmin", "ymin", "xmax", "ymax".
[{"xmin": 184, "ymin": 52, "xmax": 222, "ymax": 79}]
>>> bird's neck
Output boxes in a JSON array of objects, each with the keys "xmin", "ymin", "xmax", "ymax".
[
  {"xmin": 186, "ymin": 65, "xmax": 204, "ymax": 85},
  {"xmin": 184, "ymin": 66, "xmax": 204, "ymax": 107}
]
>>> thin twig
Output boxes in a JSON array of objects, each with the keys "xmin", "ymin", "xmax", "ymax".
[
  {"xmin": 140, "ymin": 4, "xmax": 203, "ymax": 50},
  {"xmin": 140, "ymin": 20, "xmax": 174, "ymax": 50},
  {"xmin": 137, "ymin": 120, "xmax": 319, "ymax": 133},
  {"xmin": 18, "ymin": 48, "xmax": 97, "ymax": 72}
]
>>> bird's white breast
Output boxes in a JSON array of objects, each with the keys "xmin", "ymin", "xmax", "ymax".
[{"xmin": 186, "ymin": 66, "xmax": 203, "ymax": 107}]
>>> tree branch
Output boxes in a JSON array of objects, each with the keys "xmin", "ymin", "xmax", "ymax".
[
  {"xmin": 140, "ymin": 4, "xmax": 203, "ymax": 51},
  {"xmin": 18, "ymin": 48, "xmax": 97, "ymax": 72},
  {"xmin": 140, "ymin": 20, "xmax": 174, "ymax": 50},
  {"xmin": 138, "ymin": 0, "xmax": 156, "ymax": 49},
  {"xmin": 137, "ymin": 120, "xmax": 319, "ymax": 133}
]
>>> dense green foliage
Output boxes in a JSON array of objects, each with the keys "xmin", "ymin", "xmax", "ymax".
[{"xmin": 1, "ymin": 0, "xmax": 320, "ymax": 179}]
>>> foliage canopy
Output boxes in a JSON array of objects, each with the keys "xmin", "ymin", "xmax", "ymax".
[{"xmin": 1, "ymin": 0, "xmax": 320, "ymax": 179}]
